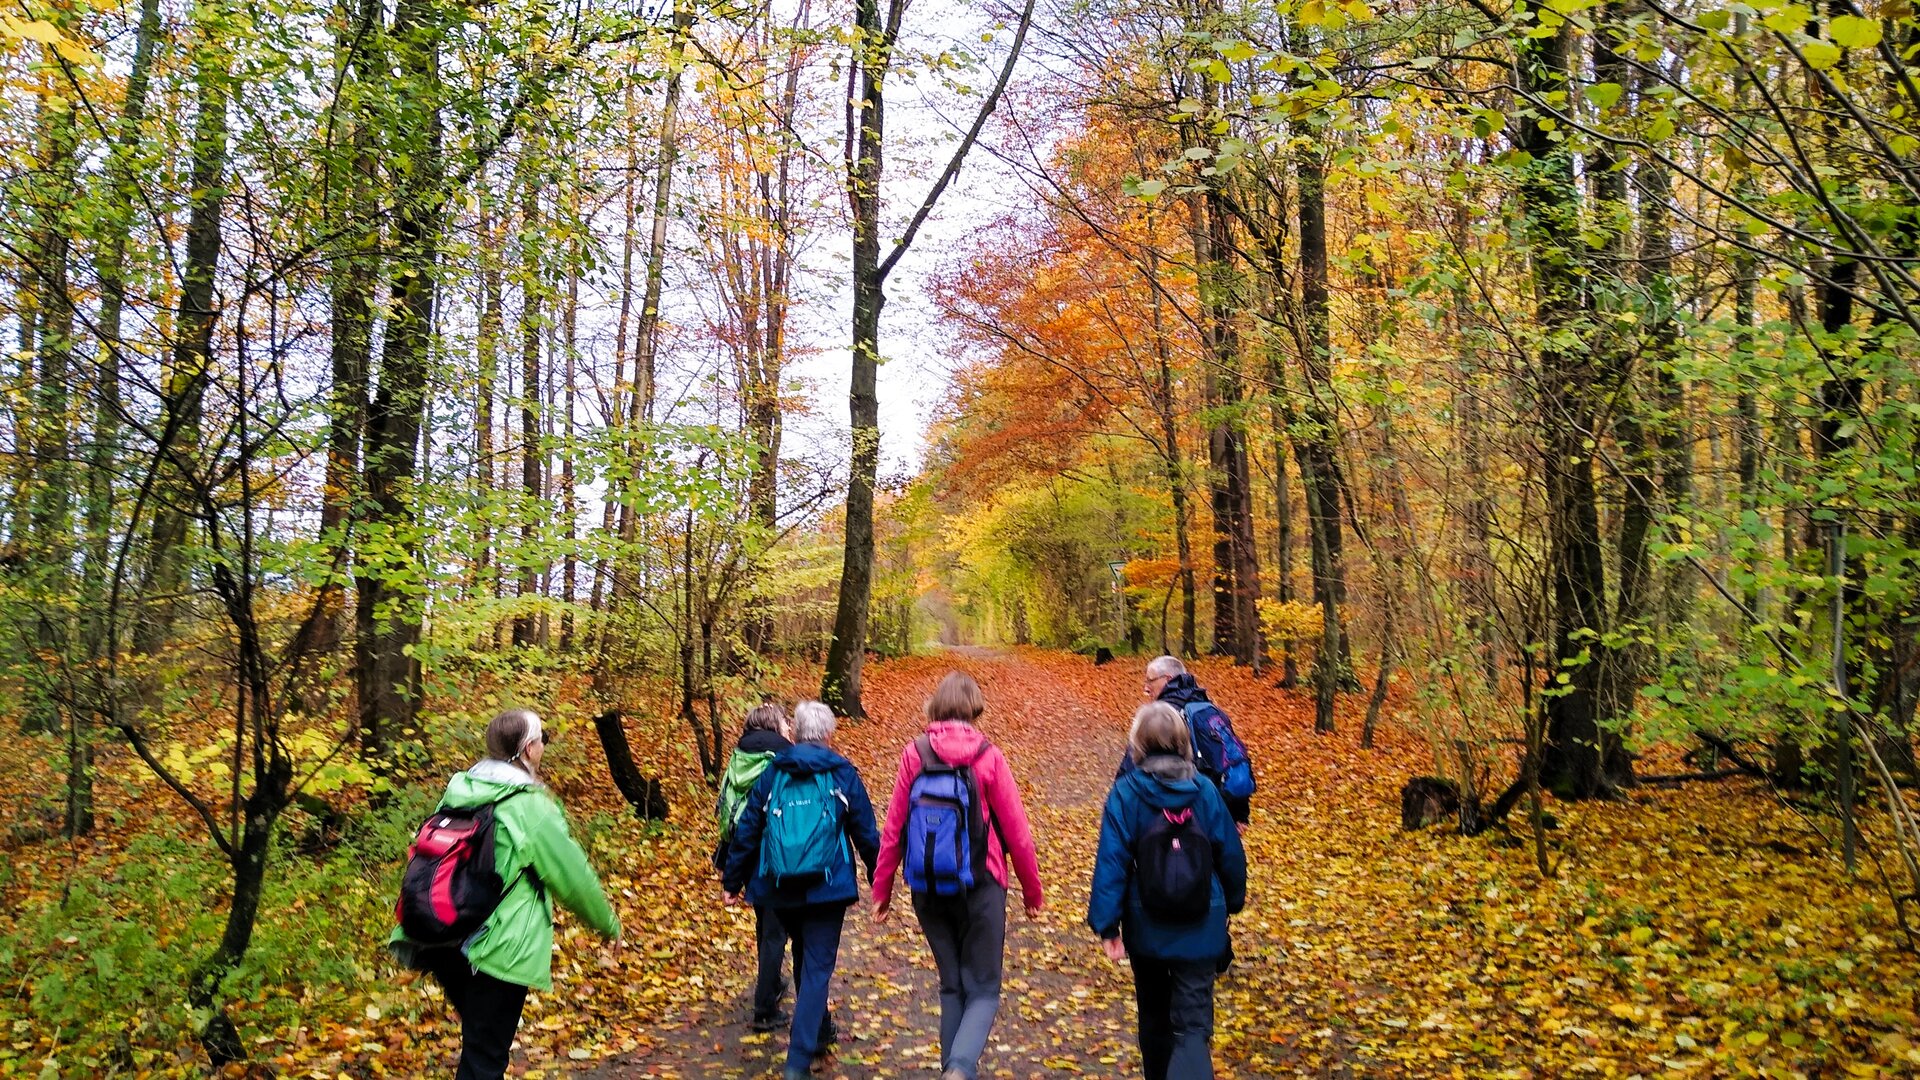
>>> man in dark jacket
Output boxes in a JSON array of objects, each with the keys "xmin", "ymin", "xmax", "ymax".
[
  {"xmin": 1117, "ymin": 656, "xmax": 1253, "ymax": 827},
  {"xmin": 723, "ymin": 702, "xmax": 881, "ymax": 1080}
]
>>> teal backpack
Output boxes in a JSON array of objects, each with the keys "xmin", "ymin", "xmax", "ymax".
[
  {"xmin": 716, "ymin": 748, "xmax": 777, "ymax": 846},
  {"xmin": 760, "ymin": 769, "xmax": 849, "ymax": 890}
]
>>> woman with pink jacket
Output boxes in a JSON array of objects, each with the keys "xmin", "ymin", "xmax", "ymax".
[{"xmin": 872, "ymin": 671, "xmax": 1046, "ymax": 1080}]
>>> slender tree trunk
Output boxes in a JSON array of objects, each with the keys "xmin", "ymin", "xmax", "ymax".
[
  {"xmin": 617, "ymin": 0, "xmax": 692, "ymax": 541},
  {"xmin": 561, "ymin": 244, "xmax": 579, "ymax": 648},
  {"xmin": 513, "ymin": 146, "xmax": 543, "ymax": 647},
  {"xmin": 85, "ymin": 0, "xmax": 162, "ymax": 668},
  {"xmin": 1188, "ymin": 190, "xmax": 1239, "ymax": 658},
  {"xmin": 1293, "ymin": 140, "xmax": 1351, "ymax": 724},
  {"xmin": 822, "ymin": 0, "xmax": 901, "ymax": 717},
  {"xmin": 1148, "ymin": 251, "xmax": 1196, "ymax": 658},
  {"xmin": 23, "ymin": 55, "xmax": 77, "ymax": 741},
  {"xmin": 137, "ymin": 22, "xmax": 229, "ymax": 657},
  {"xmin": 476, "ymin": 170, "xmax": 502, "ymax": 628},
  {"xmin": 305, "ymin": 0, "xmax": 380, "ymax": 661},
  {"xmin": 355, "ymin": 0, "xmax": 440, "ymax": 760}
]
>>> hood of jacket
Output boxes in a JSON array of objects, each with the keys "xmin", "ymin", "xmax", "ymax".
[
  {"xmin": 776, "ymin": 739, "xmax": 850, "ymax": 775},
  {"xmin": 442, "ymin": 759, "xmax": 542, "ymax": 808},
  {"xmin": 736, "ymin": 728, "xmax": 792, "ymax": 756},
  {"xmin": 1125, "ymin": 755, "xmax": 1201, "ymax": 810},
  {"xmin": 1155, "ymin": 673, "xmax": 1211, "ymax": 710},
  {"xmin": 925, "ymin": 720, "xmax": 987, "ymax": 763}
]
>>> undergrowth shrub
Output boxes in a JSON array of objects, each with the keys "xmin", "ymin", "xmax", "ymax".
[{"xmin": 0, "ymin": 789, "xmax": 435, "ymax": 1076}]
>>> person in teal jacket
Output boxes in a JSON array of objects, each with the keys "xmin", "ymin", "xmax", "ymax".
[{"xmin": 391, "ymin": 708, "xmax": 621, "ymax": 1080}]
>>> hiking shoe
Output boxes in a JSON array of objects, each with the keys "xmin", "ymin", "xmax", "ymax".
[
  {"xmin": 749, "ymin": 1010, "xmax": 790, "ymax": 1033},
  {"xmin": 942, "ymin": 1070, "xmax": 969, "ymax": 1080},
  {"xmin": 817, "ymin": 1014, "xmax": 838, "ymax": 1049}
]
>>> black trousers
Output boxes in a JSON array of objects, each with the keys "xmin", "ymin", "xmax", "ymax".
[
  {"xmin": 1129, "ymin": 956, "xmax": 1216, "ymax": 1080},
  {"xmin": 753, "ymin": 902, "xmax": 789, "ymax": 1021},
  {"xmin": 420, "ymin": 950, "xmax": 530, "ymax": 1080}
]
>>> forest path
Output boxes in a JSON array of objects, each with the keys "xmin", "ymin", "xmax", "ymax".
[
  {"xmin": 574, "ymin": 649, "xmax": 1352, "ymax": 1079},
  {"xmin": 568, "ymin": 645, "xmax": 1397, "ymax": 1076},
  {"xmin": 551, "ymin": 648, "xmax": 1920, "ymax": 1079}
]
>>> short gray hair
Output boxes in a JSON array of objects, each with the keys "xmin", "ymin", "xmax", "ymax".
[
  {"xmin": 792, "ymin": 700, "xmax": 837, "ymax": 743},
  {"xmin": 1145, "ymin": 655, "xmax": 1187, "ymax": 680}
]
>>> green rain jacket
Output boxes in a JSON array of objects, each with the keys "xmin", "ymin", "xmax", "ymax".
[{"xmin": 390, "ymin": 760, "xmax": 620, "ymax": 989}]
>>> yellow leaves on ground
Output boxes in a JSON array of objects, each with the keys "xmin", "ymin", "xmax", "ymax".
[{"xmin": 4, "ymin": 649, "xmax": 1915, "ymax": 1077}]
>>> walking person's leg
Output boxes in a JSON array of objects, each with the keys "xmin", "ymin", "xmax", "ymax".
[
  {"xmin": 912, "ymin": 891, "xmax": 967, "ymax": 1065},
  {"xmin": 1162, "ymin": 960, "xmax": 1217, "ymax": 1080},
  {"xmin": 779, "ymin": 905, "xmax": 846, "ymax": 1079},
  {"xmin": 455, "ymin": 971, "xmax": 530, "ymax": 1080},
  {"xmin": 422, "ymin": 948, "xmax": 528, "ymax": 1079},
  {"xmin": 752, "ymin": 902, "xmax": 789, "ymax": 1027},
  {"xmin": 942, "ymin": 881, "xmax": 1007, "ymax": 1079},
  {"xmin": 1128, "ymin": 955, "xmax": 1175, "ymax": 1080}
]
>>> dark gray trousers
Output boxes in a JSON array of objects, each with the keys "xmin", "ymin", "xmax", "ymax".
[
  {"xmin": 1129, "ymin": 956, "xmax": 1216, "ymax": 1080},
  {"xmin": 911, "ymin": 880, "xmax": 1007, "ymax": 1079}
]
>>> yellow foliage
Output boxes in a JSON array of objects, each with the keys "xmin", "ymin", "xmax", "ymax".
[{"xmin": 1257, "ymin": 597, "xmax": 1324, "ymax": 664}]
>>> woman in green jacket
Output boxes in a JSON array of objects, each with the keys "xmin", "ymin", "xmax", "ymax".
[{"xmin": 392, "ymin": 708, "xmax": 621, "ymax": 1080}]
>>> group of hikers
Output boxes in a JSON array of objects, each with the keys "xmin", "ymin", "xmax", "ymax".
[{"xmin": 389, "ymin": 656, "xmax": 1257, "ymax": 1080}]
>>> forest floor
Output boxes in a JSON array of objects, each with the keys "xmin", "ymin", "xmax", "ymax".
[
  {"xmin": 4, "ymin": 649, "xmax": 1920, "ymax": 1078},
  {"xmin": 558, "ymin": 650, "xmax": 1920, "ymax": 1080}
]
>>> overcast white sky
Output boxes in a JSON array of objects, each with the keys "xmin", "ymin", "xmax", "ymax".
[{"xmin": 766, "ymin": 3, "xmax": 1051, "ymax": 481}]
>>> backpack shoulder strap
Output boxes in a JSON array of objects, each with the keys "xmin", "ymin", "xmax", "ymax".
[{"xmin": 913, "ymin": 730, "xmax": 944, "ymax": 764}]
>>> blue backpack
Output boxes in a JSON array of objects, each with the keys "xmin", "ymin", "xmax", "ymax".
[
  {"xmin": 903, "ymin": 737, "xmax": 993, "ymax": 896},
  {"xmin": 1183, "ymin": 701, "xmax": 1256, "ymax": 800},
  {"xmin": 760, "ymin": 768, "xmax": 850, "ymax": 890}
]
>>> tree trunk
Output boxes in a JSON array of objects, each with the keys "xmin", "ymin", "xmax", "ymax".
[
  {"xmin": 1521, "ymin": 24, "xmax": 1630, "ymax": 798},
  {"xmin": 355, "ymin": 0, "xmax": 440, "ymax": 761},
  {"xmin": 136, "ymin": 29, "xmax": 229, "ymax": 657},
  {"xmin": 822, "ymin": 0, "xmax": 901, "ymax": 717},
  {"xmin": 84, "ymin": 0, "xmax": 162, "ymax": 674},
  {"xmin": 513, "ymin": 143, "xmax": 543, "ymax": 647},
  {"xmin": 1146, "ymin": 238, "xmax": 1196, "ymax": 657},
  {"xmin": 476, "ymin": 169, "xmax": 503, "ymax": 632},
  {"xmin": 305, "ymin": 0, "xmax": 380, "ymax": 661},
  {"xmin": 1294, "ymin": 140, "xmax": 1353, "ymax": 722},
  {"xmin": 592, "ymin": 711, "xmax": 669, "ymax": 819},
  {"xmin": 23, "ymin": 56, "xmax": 77, "ymax": 740}
]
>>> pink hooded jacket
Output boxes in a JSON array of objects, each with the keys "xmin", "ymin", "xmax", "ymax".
[{"xmin": 872, "ymin": 720, "xmax": 1045, "ymax": 911}]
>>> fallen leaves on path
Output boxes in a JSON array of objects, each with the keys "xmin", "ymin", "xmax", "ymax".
[{"xmin": 4, "ymin": 651, "xmax": 1916, "ymax": 1078}]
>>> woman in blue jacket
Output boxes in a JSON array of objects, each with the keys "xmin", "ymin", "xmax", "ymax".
[
  {"xmin": 724, "ymin": 701, "xmax": 881, "ymax": 1080},
  {"xmin": 1087, "ymin": 701, "xmax": 1248, "ymax": 1080}
]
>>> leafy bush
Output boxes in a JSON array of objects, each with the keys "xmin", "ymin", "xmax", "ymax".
[{"xmin": 0, "ymin": 790, "xmax": 435, "ymax": 1075}]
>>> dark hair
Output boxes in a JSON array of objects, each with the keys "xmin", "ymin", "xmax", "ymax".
[
  {"xmin": 743, "ymin": 703, "xmax": 786, "ymax": 733},
  {"xmin": 485, "ymin": 708, "xmax": 539, "ymax": 761},
  {"xmin": 925, "ymin": 671, "xmax": 986, "ymax": 724}
]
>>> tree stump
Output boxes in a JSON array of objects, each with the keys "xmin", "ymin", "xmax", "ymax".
[
  {"xmin": 594, "ymin": 710, "xmax": 671, "ymax": 821},
  {"xmin": 1400, "ymin": 776, "xmax": 1461, "ymax": 831}
]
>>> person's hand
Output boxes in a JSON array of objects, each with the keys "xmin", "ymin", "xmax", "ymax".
[
  {"xmin": 873, "ymin": 899, "xmax": 891, "ymax": 924},
  {"xmin": 1236, "ymin": 821, "xmax": 1248, "ymax": 836},
  {"xmin": 723, "ymin": 891, "xmax": 743, "ymax": 907},
  {"xmin": 1102, "ymin": 936, "xmax": 1127, "ymax": 963},
  {"xmin": 1024, "ymin": 898, "xmax": 1045, "ymax": 921}
]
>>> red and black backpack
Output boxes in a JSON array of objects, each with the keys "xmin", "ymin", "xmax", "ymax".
[{"xmin": 396, "ymin": 790, "xmax": 532, "ymax": 946}]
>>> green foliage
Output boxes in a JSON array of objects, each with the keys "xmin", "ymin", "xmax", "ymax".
[{"xmin": 0, "ymin": 792, "xmax": 433, "ymax": 1073}]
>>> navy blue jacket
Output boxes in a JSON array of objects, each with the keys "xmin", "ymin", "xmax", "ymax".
[
  {"xmin": 723, "ymin": 740, "xmax": 880, "ymax": 908},
  {"xmin": 1087, "ymin": 757, "xmax": 1247, "ymax": 963},
  {"xmin": 1116, "ymin": 674, "xmax": 1252, "ymax": 825}
]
